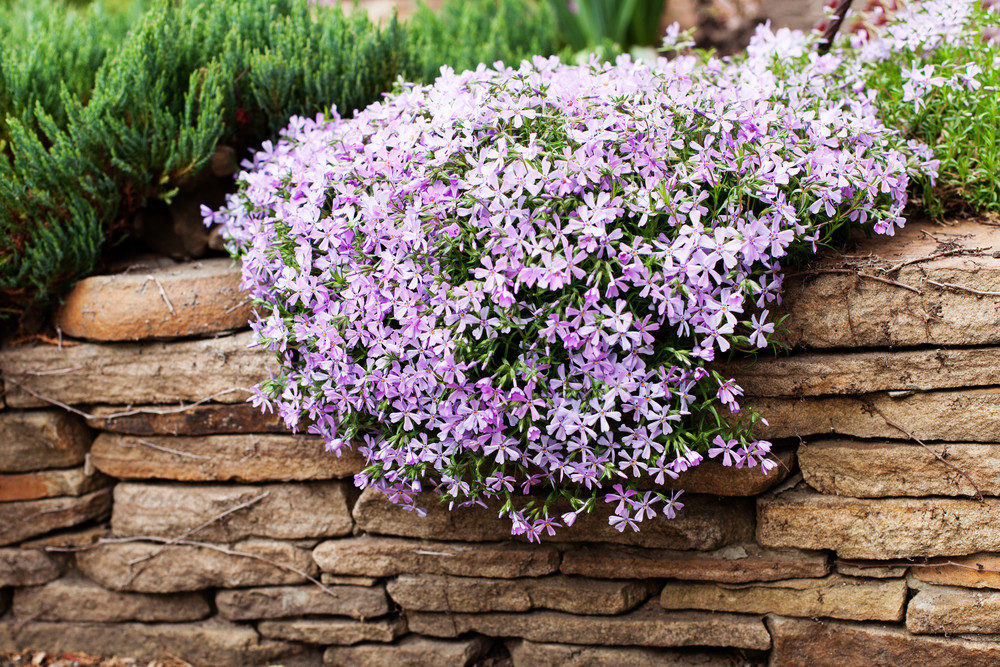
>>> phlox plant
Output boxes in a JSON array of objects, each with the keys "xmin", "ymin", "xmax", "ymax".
[{"xmin": 213, "ymin": 7, "xmax": 950, "ymax": 540}]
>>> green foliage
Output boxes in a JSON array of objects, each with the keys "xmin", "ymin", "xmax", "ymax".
[{"xmin": 546, "ymin": 0, "xmax": 666, "ymax": 53}]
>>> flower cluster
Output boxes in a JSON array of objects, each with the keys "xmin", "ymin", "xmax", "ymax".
[{"xmin": 211, "ymin": 8, "xmax": 941, "ymax": 539}]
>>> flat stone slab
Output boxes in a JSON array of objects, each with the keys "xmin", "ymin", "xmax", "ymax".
[
  {"xmin": 111, "ymin": 481, "xmax": 353, "ymax": 541},
  {"xmin": 835, "ymin": 560, "xmax": 907, "ymax": 579},
  {"xmin": 53, "ymin": 258, "xmax": 251, "ymax": 341},
  {"xmin": 406, "ymin": 601, "xmax": 771, "ymax": 650},
  {"xmin": 559, "ymin": 543, "xmax": 829, "ymax": 583},
  {"xmin": 656, "ymin": 449, "xmax": 795, "ymax": 496},
  {"xmin": 0, "ymin": 489, "xmax": 112, "ymax": 546},
  {"xmin": 386, "ymin": 574, "xmax": 657, "ymax": 615},
  {"xmin": 0, "ymin": 331, "xmax": 267, "ymax": 408},
  {"xmin": 86, "ymin": 403, "xmax": 287, "ymax": 435},
  {"xmin": 91, "ymin": 433, "xmax": 364, "ymax": 482},
  {"xmin": 0, "ymin": 411, "xmax": 92, "ymax": 473},
  {"xmin": 0, "ymin": 466, "xmax": 110, "ymax": 502},
  {"xmin": 0, "ymin": 618, "xmax": 304, "ymax": 665},
  {"xmin": 76, "ymin": 538, "xmax": 318, "ymax": 592},
  {"xmin": 758, "ymin": 490, "xmax": 1000, "ymax": 558},
  {"xmin": 312, "ymin": 536, "xmax": 560, "ymax": 578},
  {"xmin": 907, "ymin": 582, "xmax": 1000, "ymax": 634},
  {"xmin": 659, "ymin": 573, "xmax": 906, "ymax": 622},
  {"xmin": 799, "ymin": 439, "xmax": 1000, "ymax": 497},
  {"xmin": 0, "ymin": 548, "xmax": 64, "ymax": 586},
  {"xmin": 258, "ymin": 617, "xmax": 406, "ymax": 645},
  {"xmin": 216, "ymin": 584, "xmax": 390, "ymax": 621},
  {"xmin": 12, "ymin": 573, "xmax": 210, "ymax": 622},
  {"xmin": 353, "ymin": 488, "xmax": 753, "ymax": 550},
  {"xmin": 507, "ymin": 640, "xmax": 739, "ymax": 666},
  {"xmin": 768, "ymin": 614, "xmax": 1000, "ymax": 665},
  {"xmin": 324, "ymin": 636, "xmax": 490, "ymax": 667},
  {"xmin": 911, "ymin": 554, "xmax": 1000, "ymax": 589}
]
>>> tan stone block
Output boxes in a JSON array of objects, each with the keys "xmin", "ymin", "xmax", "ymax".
[
  {"xmin": 0, "ymin": 467, "xmax": 110, "ymax": 502},
  {"xmin": 12, "ymin": 573, "xmax": 210, "ymax": 622},
  {"xmin": 656, "ymin": 449, "xmax": 795, "ymax": 496},
  {"xmin": 387, "ymin": 574, "xmax": 656, "ymax": 615},
  {"xmin": 407, "ymin": 601, "xmax": 771, "ymax": 650},
  {"xmin": 507, "ymin": 640, "xmax": 737, "ymax": 666},
  {"xmin": 560, "ymin": 543, "xmax": 829, "ymax": 583},
  {"xmin": 910, "ymin": 554, "xmax": 1000, "ymax": 589},
  {"xmin": 216, "ymin": 584, "xmax": 389, "ymax": 621},
  {"xmin": 757, "ymin": 490, "xmax": 1000, "ymax": 558},
  {"xmin": 312, "ymin": 536, "xmax": 559, "ymax": 578},
  {"xmin": 110, "ymin": 481, "xmax": 352, "ymax": 541},
  {"xmin": 0, "ymin": 489, "xmax": 112, "ymax": 546},
  {"xmin": 767, "ymin": 614, "xmax": 1000, "ymax": 666},
  {"xmin": 76, "ymin": 538, "xmax": 318, "ymax": 592},
  {"xmin": 0, "ymin": 411, "xmax": 91, "ymax": 473},
  {"xmin": 91, "ymin": 433, "xmax": 363, "ymax": 482},
  {"xmin": 258, "ymin": 617, "xmax": 406, "ymax": 645},
  {"xmin": 20, "ymin": 524, "xmax": 107, "ymax": 549},
  {"xmin": 352, "ymin": 488, "xmax": 752, "ymax": 550},
  {"xmin": 86, "ymin": 403, "xmax": 288, "ymax": 435},
  {"xmin": 53, "ymin": 258, "xmax": 251, "ymax": 341},
  {"xmin": 907, "ymin": 583, "xmax": 1000, "ymax": 634},
  {"xmin": 0, "ymin": 332, "xmax": 266, "ymax": 408},
  {"xmin": 835, "ymin": 560, "xmax": 907, "ymax": 579},
  {"xmin": 0, "ymin": 549, "xmax": 64, "ymax": 587},
  {"xmin": 321, "ymin": 574, "xmax": 379, "ymax": 586},
  {"xmin": 324, "ymin": 636, "xmax": 490, "ymax": 667},
  {"xmin": 659, "ymin": 573, "xmax": 906, "ymax": 622}
]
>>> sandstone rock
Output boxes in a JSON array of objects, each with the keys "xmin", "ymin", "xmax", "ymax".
[
  {"xmin": 907, "ymin": 583, "xmax": 1000, "ymax": 634},
  {"xmin": 751, "ymin": 389, "xmax": 1000, "ymax": 443},
  {"xmin": 560, "ymin": 543, "xmax": 829, "ymax": 583},
  {"xmin": 12, "ymin": 573, "xmax": 210, "ymax": 622},
  {"xmin": 387, "ymin": 575, "xmax": 657, "ymax": 615},
  {"xmin": 312, "ymin": 536, "xmax": 560, "ymax": 578},
  {"xmin": 216, "ymin": 584, "xmax": 390, "ymax": 621},
  {"xmin": 111, "ymin": 481, "xmax": 352, "ymax": 541},
  {"xmin": 321, "ymin": 574, "xmax": 379, "ymax": 586},
  {"xmin": 20, "ymin": 524, "xmax": 108, "ymax": 549},
  {"xmin": 0, "ymin": 467, "xmax": 110, "ymax": 502},
  {"xmin": 258, "ymin": 617, "xmax": 406, "ymax": 645},
  {"xmin": 911, "ymin": 554, "xmax": 1000, "ymax": 589},
  {"xmin": 507, "ymin": 640, "xmax": 736, "ymax": 666},
  {"xmin": 353, "ymin": 488, "xmax": 752, "ymax": 550},
  {"xmin": 324, "ymin": 636, "xmax": 490, "ymax": 667},
  {"xmin": 0, "ymin": 618, "xmax": 304, "ymax": 665},
  {"xmin": 91, "ymin": 433, "xmax": 363, "ymax": 482},
  {"xmin": 86, "ymin": 403, "xmax": 287, "ymax": 435},
  {"xmin": 76, "ymin": 539, "xmax": 317, "ymax": 592},
  {"xmin": 0, "ymin": 411, "xmax": 92, "ymax": 473},
  {"xmin": 768, "ymin": 614, "xmax": 1000, "ymax": 666},
  {"xmin": 407, "ymin": 601, "xmax": 770, "ymax": 650},
  {"xmin": 0, "ymin": 489, "xmax": 112, "ymax": 546},
  {"xmin": 658, "ymin": 449, "xmax": 795, "ymax": 496},
  {"xmin": 53, "ymin": 258, "xmax": 251, "ymax": 341},
  {"xmin": 0, "ymin": 331, "xmax": 267, "ymax": 408},
  {"xmin": 659, "ymin": 573, "xmax": 906, "ymax": 622},
  {"xmin": 0, "ymin": 549, "xmax": 63, "ymax": 586},
  {"xmin": 757, "ymin": 490, "xmax": 1000, "ymax": 558},
  {"xmin": 835, "ymin": 560, "xmax": 907, "ymax": 579},
  {"xmin": 719, "ymin": 347, "xmax": 1000, "ymax": 398}
]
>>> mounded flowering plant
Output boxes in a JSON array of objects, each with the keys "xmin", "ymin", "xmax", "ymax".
[{"xmin": 211, "ymin": 12, "xmax": 944, "ymax": 539}]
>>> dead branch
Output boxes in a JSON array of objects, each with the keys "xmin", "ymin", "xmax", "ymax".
[
  {"xmin": 881, "ymin": 246, "xmax": 991, "ymax": 274},
  {"xmin": 926, "ymin": 279, "xmax": 1000, "ymax": 298},
  {"xmin": 124, "ymin": 439, "xmax": 212, "ymax": 461},
  {"xmin": 786, "ymin": 268, "xmax": 923, "ymax": 294},
  {"xmin": 146, "ymin": 275, "xmax": 176, "ymax": 315}
]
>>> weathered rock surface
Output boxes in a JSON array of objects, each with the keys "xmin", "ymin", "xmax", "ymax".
[
  {"xmin": 86, "ymin": 403, "xmax": 287, "ymax": 436},
  {"xmin": 0, "ymin": 489, "xmax": 112, "ymax": 546},
  {"xmin": 0, "ymin": 467, "xmax": 110, "ymax": 502},
  {"xmin": 767, "ymin": 614, "xmax": 1000, "ymax": 666},
  {"xmin": 258, "ymin": 617, "xmax": 406, "ymax": 645},
  {"xmin": 560, "ymin": 543, "xmax": 828, "ymax": 583},
  {"xmin": 20, "ymin": 524, "xmax": 107, "ymax": 549},
  {"xmin": 0, "ymin": 618, "xmax": 304, "ymax": 665},
  {"xmin": 386, "ymin": 575, "xmax": 656, "ymax": 615},
  {"xmin": 750, "ymin": 389, "xmax": 1000, "ymax": 443},
  {"xmin": 835, "ymin": 560, "xmax": 907, "ymax": 579},
  {"xmin": 110, "ymin": 481, "xmax": 352, "ymax": 541},
  {"xmin": 0, "ymin": 549, "xmax": 63, "ymax": 587},
  {"xmin": 324, "ymin": 636, "xmax": 490, "ymax": 667},
  {"xmin": 312, "ymin": 536, "xmax": 560, "ymax": 578},
  {"xmin": 407, "ymin": 601, "xmax": 771, "ymax": 650},
  {"xmin": 758, "ymin": 490, "xmax": 1000, "ymax": 558},
  {"xmin": 53, "ymin": 258, "xmax": 251, "ymax": 341},
  {"xmin": 76, "ymin": 539, "xmax": 317, "ymax": 592},
  {"xmin": 0, "ymin": 331, "xmax": 267, "ymax": 408},
  {"xmin": 12, "ymin": 574, "xmax": 210, "ymax": 622},
  {"xmin": 353, "ymin": 488, "xmax": 752, "ymax": 550},
  {"xmin": 321, "ymin": 574, "xmax": 379, "ymax": 586},
  {"xmin": 658, "ymin": 449, "xmax": 795, "ymax": 496},
  {"xmin": 911, "ymin": 554, "xmax": 1000, "ymax": 589},
  {"xmin": 507, "ymin": 640, "xmax": 737, "ymax": 666},
  {"xmin": 0, "ymin": 411, "xmax": 91, "ymax": 473},
  {"xmin": 799, "ymin": 439, "xmax": 1000, "ymax": 497},
  {"xmin": 216, "ymin": 584, "xmax": 390, "ymax": 621},
  {"xmin": 907, "ymin": 583, "xmax": 1000, "ymax": 634},
  {"xmin": 92, "ymin": 433, "xmax": 363, "ymax": 482},
  {"xmin": 659, "ymin": 573, "xmax": 906, "ymax": 622}
]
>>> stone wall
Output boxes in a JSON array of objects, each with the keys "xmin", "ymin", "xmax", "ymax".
[{"xmin": 1, "ymin": 218, "xmax": 999, "ymax": 666}]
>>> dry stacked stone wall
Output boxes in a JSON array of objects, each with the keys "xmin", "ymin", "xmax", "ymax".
[{"xmin": 1, "ymin": 219, "xmax": 999, "ymax": 666}]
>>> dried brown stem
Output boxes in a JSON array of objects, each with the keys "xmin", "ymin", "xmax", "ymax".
[
  {"xmin": 926, "ymin": 279, "xmax": 1000, "ymax": 298},
  {"xmin": 786, "ymin": 268, "xmax": 923, "ymax": 294}
]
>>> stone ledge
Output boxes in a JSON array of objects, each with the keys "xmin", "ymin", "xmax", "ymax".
[
  {"xmin": 86, "ymin": 403, "xmax": 287, "ymax": 436},
  {"xmin": 907, "ymin": 582, "xmax": 1000, "ymax": 635},
  {"xmin": 53, "ymin": 257, "xmax": 251, "ymax": 341},
  {"xmin": 910, "ymin": 554, "xmax": 1000, "ymax": 589},
  {"xmin": 0, "ymin": 489, "xmax": 112, "ymax": 547},
  {"xmin": 0, "ymin": 548, "xmax": 64, "ymax": 587},
  {"xmin": 0, "ymin": 466, "xmax": 111, "ymax": 502},
  {"xmin": 324, "ymin": 636, "xmax": 490, "ymax": 667},
  {"xmin": 258, "ymin": 617, "xmax": 406, "ymax": 645},
  {"xmin": 216, "ymin": 584, "xmax": 390, "ymax": 621},
  {"xmin": 0, "ymin": 411, "xmax": 92, "ymax": 473},
  {"xmin": 506, "ymin": 640, "xmax": 748, "ymax": 666}
]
